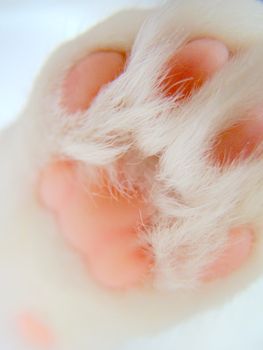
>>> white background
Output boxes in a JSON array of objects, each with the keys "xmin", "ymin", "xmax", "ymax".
[
  {"xmin": 1, "ymin": 1, "xmax": 263, "ymax": 349},
  {"xmin": 0, "ymin": 0, "xmax": 158, "ymax": 128}
]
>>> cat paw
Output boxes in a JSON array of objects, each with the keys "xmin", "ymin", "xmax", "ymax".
[{"xmin": 38, "ymin": 37, "xmax": 260, "ymax": 290}]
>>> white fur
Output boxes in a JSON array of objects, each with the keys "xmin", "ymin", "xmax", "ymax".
[{"xmin": 1, "ymin": 0, "xmax": 263, "ymax": 348}]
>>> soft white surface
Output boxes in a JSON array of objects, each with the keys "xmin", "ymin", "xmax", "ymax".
[
  {"xmin": 125, "ymin": 278, "xmax": 263, "ymax": 350},
  {"xmin": 1, "ymin": 1, "xmax": 263, "ymax": 349},
  {"xmin": 2, "ymin": 279, "xmax": 263, "ymax": 350}
]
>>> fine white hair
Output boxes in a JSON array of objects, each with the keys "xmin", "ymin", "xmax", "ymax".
[{"xmin": 1, "ymin": 0, "xmax": 263, "ymax": 349}]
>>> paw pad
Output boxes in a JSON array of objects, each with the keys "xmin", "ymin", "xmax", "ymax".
[{"xmin": 39, "ymin": 37, "xmax": 258, "ymax": 290}]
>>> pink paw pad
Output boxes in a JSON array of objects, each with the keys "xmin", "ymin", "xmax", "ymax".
[
  {"xmin": 214, "ymin": 106, "xmax": 263, "ymax": 165},
  {"xmin": 16, "ymin": 312, "xmax": 55, "ymax": 349},
  {"xmin": 61, "ymin": 51, "xmax": 126, "ymax": 113},
  {"xmin": 39, "ymin": 161, "xmax": 153, "ymax": 289},
  {"xmin": 202, "ymin": 226, "xmax": 254, "ymax": 282}
]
